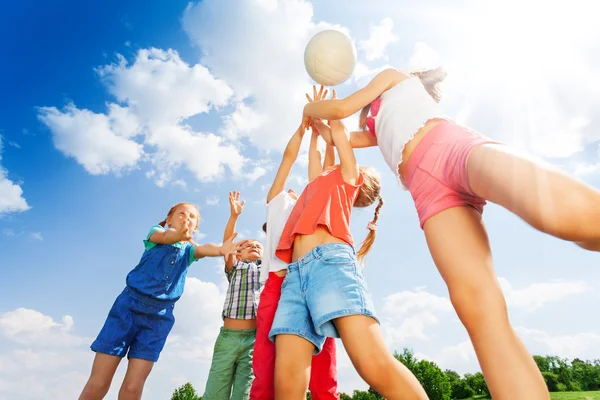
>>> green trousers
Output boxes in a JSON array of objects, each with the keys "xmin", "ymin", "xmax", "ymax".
[{"xmin": 203, "ymin": 327, "xmax": 256, "ymax": 400}]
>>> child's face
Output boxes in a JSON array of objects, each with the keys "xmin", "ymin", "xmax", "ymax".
[
  {"xmin": 167, "ymin": 204, "xmax": 199, "ymax": 232},
  {"xmin": 239, "ymin": 240, "xmax": 263, "ymax": 261}
]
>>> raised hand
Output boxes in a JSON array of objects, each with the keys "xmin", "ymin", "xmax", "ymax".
[
  {"xmin": 303, "ymin": 85, "xmax": 329, "ymax": 130},
  {"xmin": 229, "ymin": 190, "xmax": 245, "ymax": 216},
  {"xmin": 220, "ymin": 233, "xmax": 244, "ymax": 259},
  {"xmin": 178, "ymin": 223, "xmax": 193, "ymax": 242}
]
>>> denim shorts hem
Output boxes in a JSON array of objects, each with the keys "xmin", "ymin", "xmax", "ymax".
[
  {"xmin": 127, "ymin": 351, "xmax": 160, "ymax": 362},
  {"xmin": 314, "ymin": 308, "xmax": 380, "ymax": 336},
  {"xmin": 90, "ymin": 341, "xmax": 126, "ymax": 358},
  {"xmin": 268, "ymin": 328, "xmax": 324, "ymax": 353}
]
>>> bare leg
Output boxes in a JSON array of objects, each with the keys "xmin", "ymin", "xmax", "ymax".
[
  {"xmin": 274, "ymin": 334, "xmax": 314, "ymax": 400},
  {"xmin": 334, "ymin": 315, "xmax": 428, "ymax": 400},
  {"xmin": 468, "ymin": 144, "xmax": 600, "ymax": 250},
  {"xmin": 423, "ymin": 206, "xmax": 548, "ymax": 400},
  {"xmin": 117, "ymin": 358, "xmax": 154, "ymax": 400},
  {"xmin": 78, "ymin": 353, "xmax": 122, "ymax": 400}
]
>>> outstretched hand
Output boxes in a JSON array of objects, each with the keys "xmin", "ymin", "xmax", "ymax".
[
  {"xmin": 229, "ymin": 190, "xmax": 245, "ymax": 216},
  {"xmin": 221, "ymin": 234, "xmax": 246, "ymax": 259},
  {"xmin": 303, "ymin": 86, "xmax": 337, "ymax": 130},
  {"xmin": 177, "ymin": 224, "xmax": 193, "ymax": 242}
]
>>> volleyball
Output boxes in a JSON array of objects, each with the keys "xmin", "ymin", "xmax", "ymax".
[{"xmin": 304, "ymin": 30, "xmax": 356, "ymax": 86}]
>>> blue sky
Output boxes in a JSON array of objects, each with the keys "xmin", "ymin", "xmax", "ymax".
[{"xmin": 1, "ymin": 0, "xmax": 599, "ymax": 398}]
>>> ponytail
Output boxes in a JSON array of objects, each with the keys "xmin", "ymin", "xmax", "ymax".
[
  {"xmin": 158, "ymin": 220, "xmax": 167, "ymax": 227},
  {"xmin": 410, "ymin": 66, "xmax": 447, "ymax": 103},
  {"xmin": 356, "ymin": 197, "xmax": 384, "ymax": 263}
]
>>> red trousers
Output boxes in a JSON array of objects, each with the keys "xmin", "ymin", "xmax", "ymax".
[{"xmin": 250, "ymin": 272, "xmax": 339, "ymax": 400}]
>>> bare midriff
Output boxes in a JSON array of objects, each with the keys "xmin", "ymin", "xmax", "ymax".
[
  {"xmin": 223, "ymin": 317, "xmax": 257, "ymax": 329},
  {"xmin": 397, "ymin": 118, "xmax": 446, "ymax": 179},
  {"xmin": 291, "ymin": 225, "xmax": 347, "ymax": 262}
]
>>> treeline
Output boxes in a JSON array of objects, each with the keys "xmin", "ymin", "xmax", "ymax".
[{"xmin": 171, "ymin": 349, "xmax": 600, "ymax": 400}]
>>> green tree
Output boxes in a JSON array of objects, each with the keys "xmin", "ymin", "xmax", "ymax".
[
  {"xmin": 464, "ymin": 372, "xmax": 489, "ymax": 397},
  {"xmin": 393, "ymin": 349, "xmax": 451, "ymax": 400},
  {"xmin": 339, "ymin": 393, "xmax": 353, "ymax": 400},
  {"xmin": 350, "ymin": 390, "xmax": 379, "ymax": 400},
  {"xmin": 534, "ymin": 355, "xmax": 550, "ymax": 373},
  {"xmin": 542, "ymin": 371, "xmax": 560, "ymax": 392},
  {"xmin": 171, "ymin": 382, "xmax": 201, "ymax": 400},
  {"xmin": 451, "ymin": 379, "xmax": 475, "ymax": 400}
]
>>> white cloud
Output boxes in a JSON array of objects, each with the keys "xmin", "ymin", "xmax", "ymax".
[
  {"xmin": 381, "ymin": 277, "xmax": 592, "ymax": 345},
  {"xmin": 0, "ymin": 278, "xmax": 226, "ymax": 400},
  {"xmin": 96, "ymin": 48, "xmax": 233, "ymax": 127},
  {"xmin": 37, "ymin": 103, "xmax": 144, "ymax": 175},
  {"xmin": 408, "ymin": 41, "xmax": 440, "ymax": 70},
  {"xmin": 359, "ymin": 18, "xmax": 399, "ymax": 62},
  {"xmin": 30, "ymin": 232, "xmax": 43, "ymax": 241},
  {"xmin": 498, "ymin": 278, "xmax": 592, "ymax": 311},
  {"xmin": 0, "ymin": 137, "xmax": 30, "ymax": 214},
  {"xmin": 182, "ymin": 0, "xmax": 348, "ymax": 151},
  {"xmin": 381, "ymin": 289, "xmax": 453, "ymax": 344},
  {"xmin": 205, "ymin": 195, "xmax": 219, "ymax": 206},
  {"xmin": 38, "ymin": 48, "xmax": 250, "ymax": 186},
  {"xmin": 0, "ymin": 308, "xmax": 88, "ymax": 347},
  {"xmin": 517, "ymin": 327, "xmax": 600, "ymax": 360}
]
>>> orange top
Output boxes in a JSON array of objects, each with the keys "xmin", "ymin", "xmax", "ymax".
[{"xmin": 276, "ymin": 167, "xmax": 364, "ymax": 263}]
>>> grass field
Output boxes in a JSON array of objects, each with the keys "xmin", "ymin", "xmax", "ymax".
[
  {"xmin": 468, "ymin": 392, "xmax": 600, "ymax": 400},
  {"xmin": 551, "ymin": 393, "xmax": 600, "ymax": 400}
]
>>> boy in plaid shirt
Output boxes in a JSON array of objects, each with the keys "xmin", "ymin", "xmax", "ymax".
[{"xmin": 203, "ymin": 191, "xmax": 263, "ymax": 400}]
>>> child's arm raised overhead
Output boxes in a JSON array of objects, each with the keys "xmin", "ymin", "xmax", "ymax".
[
  {"xmin": 223, "ymin": 191, "xmax": 244, "ymax": 272},
  {"xmin": 330, "ymin": 117, "xmax": 360, "ymax": 185},
  {"xmin": 323, "ymin": 141, "xmax": 335, "ymax": 169},
  {"xmin": 266, "ymin": 123, "xmax": 309, "ymax": 203},
  {"xmin": 308, "ymin": 127, "xmax": 323, "ymax": 182}
]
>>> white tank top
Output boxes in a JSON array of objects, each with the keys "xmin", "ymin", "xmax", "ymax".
[{"xmin": 372, "ymin": 77, "xmax": 448, "ymax": 189}]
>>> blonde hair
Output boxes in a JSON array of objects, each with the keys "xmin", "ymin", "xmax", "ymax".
[
  {"xmin": 356, "ymin": 197, "xmax": 384, "ymax": 262},
  {"xmin": 359, "ymin": 66, "xmax": 447, "ymax": 130},
  {"xmin": 158, "ymin": 202, "xmax": 200, "ymax": 230},
  {"xmin": 354, "ymin": 166, "xmax": 383, "ymax": 262}
]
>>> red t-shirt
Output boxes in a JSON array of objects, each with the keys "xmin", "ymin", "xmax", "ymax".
[{"xmin": 275, "ymin": 167, "xmax": 363, "ymax": 263}]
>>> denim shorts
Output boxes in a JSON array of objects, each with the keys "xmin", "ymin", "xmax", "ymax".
[
  {"xmin": 90, "ymin": 287, "xmax": 175, "ymax": 362},
  {"xmin": 269, "ymin": 243, "xmax": 379, "ymax": 354}
]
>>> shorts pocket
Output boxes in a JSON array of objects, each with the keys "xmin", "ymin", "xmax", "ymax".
[{"xmin": 316, "ymin": 248, "xmax": 356, "ymax": 266}]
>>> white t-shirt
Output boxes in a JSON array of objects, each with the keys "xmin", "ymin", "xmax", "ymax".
[{"xmin": 260, "ymin": 191, "xmax": 297, "ymax": 285}]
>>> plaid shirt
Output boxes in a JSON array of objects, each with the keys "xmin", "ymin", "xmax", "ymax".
[{"xmin": 222, "ymin": 259, "xmax": 261, "ymax": 320}]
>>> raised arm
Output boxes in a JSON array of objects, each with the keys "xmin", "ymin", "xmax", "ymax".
[
  {"xmin": 323, "ymin": 141, "xmax": 335, "ymax": 169},
  {"xmin": 223, "ymin": 191, "xmax": 244, "ymax": 272},
  {"xmin": 303, "ymin": 68, "xmax": 406, "ymax": 121},
  {"xmin": 330, "ymin": 118, "xmax": 359, "ymax": 185},
  {"xmin": 266, "ymin": 124, "xmax": 306, "ymax": 203},
  {"xmin": 308, "ymin": 128, "xmax": 323, "ymax": 182}
]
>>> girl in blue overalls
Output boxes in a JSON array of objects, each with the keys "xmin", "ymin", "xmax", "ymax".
[{"xmin": 78, "ymin": 202, "xmax": 242, "ymax": 400}]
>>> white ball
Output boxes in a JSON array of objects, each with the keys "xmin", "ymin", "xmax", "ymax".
[{"xmin": 304, "ymin": 30, "xmax": 356, "ymax": 87}]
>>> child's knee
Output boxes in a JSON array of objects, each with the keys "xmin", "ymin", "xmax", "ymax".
[
  {"xmin": 449, "ymin": 280, "xmax": 508, "ymax": 328},
  {"xmin": 119, "ymin": 381, "xmax": 144, "ymax": 399},
  {"xmin": 81, "ymin": 379, "xmax": 111, "ymax": 399},
  {"xmin": 352, "ymin": 353, "xmax": 393, "ymax": 385}
]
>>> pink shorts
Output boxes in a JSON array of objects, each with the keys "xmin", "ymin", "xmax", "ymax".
[{"xmin": 404, "ymin": 120, "xmax": 498, "ymax": 229}]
